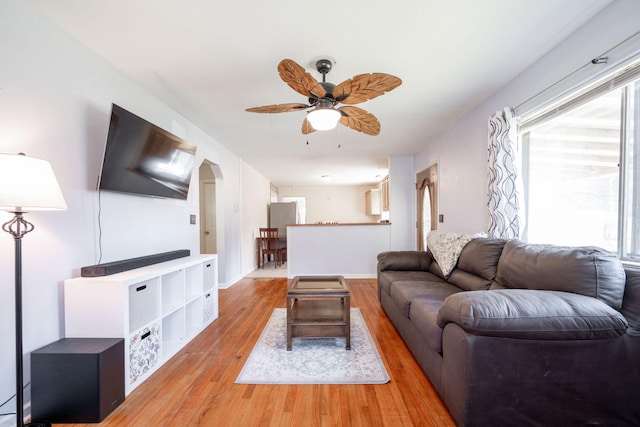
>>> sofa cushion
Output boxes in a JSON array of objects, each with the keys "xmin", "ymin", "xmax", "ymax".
[
  {"xmin": 495, "ymin": 240, "xmax": 626, "ymax": 310},
  {"xmin": 621, "ymin": 265, "xmax": 640, "ymax": 335},
  {"xmin": 427, "ymin": 257, "xmax": 446, "ymax": 279},
  {"xmin": 378, "ymin": 271, "xmax": 438, "ymax": 296},
  {"xmin": 456, "ymin": 238, "xmax": 506, "ymax": 279},
  {"xmin": 410, "ymin": 299, "xmax": 445, "ymax": 353},
  {"xmin": 377, "ymin": 251, "xmax": 432, "ymax": 272},
  {"xmin": 446, "ymin": 238, "xmax": 507, "ymax": 291},
  {"xmin": 437, "ymin": 289, "xmax": 628, "ymax": 340},
  {"xmin": 447, "ymin": 270, "xmax": 493, "ymax": 292},
  {"xmin": 389, "ymin": 280, "xmax": 461, "ymax": 318}
]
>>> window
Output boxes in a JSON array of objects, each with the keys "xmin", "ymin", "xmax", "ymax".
[{"xmin": 520, "ymin": 63, "xmax": 640, "ymax": 261}]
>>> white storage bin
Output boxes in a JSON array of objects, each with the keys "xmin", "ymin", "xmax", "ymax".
[
  {"xmin": 129, "ymin": 322, "xmax": 160, "ymax": 384},
  {"xmin": 128, "ymin": 279, "xmax": 159, "ymax": 333},
  {"xmin": 203, "ymin": 290, "xmax": 218, "ymax": 324}
]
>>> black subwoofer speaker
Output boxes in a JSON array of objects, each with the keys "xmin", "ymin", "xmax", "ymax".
[{"xmin": 31, "ymin": 338, "xmax": 125, "ymax": 423}]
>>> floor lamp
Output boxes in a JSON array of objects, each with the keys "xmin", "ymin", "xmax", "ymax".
[{"xmin": 0, "ymin": 153, "xmax": 67, "ymax": 427}]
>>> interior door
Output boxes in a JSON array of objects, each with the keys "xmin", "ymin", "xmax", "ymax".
[
  {"xmin": 204, "ymin": 181, "xmax": 217, "ymax": 253},
  {"xmin": 416, "ymin": 164, "xmax": 438, "ymax": 251}
]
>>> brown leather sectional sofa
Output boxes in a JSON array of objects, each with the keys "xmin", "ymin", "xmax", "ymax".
[{"xmin": 377, "ymin": 238, "xmax": 640, "ymax": 426}]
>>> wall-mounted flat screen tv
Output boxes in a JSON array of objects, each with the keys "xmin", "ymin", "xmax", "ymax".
[{"xmin": 98, "ymin": 104, "xmax": 197, "ymax": 200}]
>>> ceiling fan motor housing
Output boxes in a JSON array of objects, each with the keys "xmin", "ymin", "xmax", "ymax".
[
  {"xmin": 314, "ymin": 99, "xmax": 335, "ymax": 109},
  {"xmin": 315, "ymin": 59, "xmax": 333, "ymax": 76},
  {"xmin": 313, "ymin": 59, "xmax": 337, "ymax": 103},
  {"xmin": 310, "ymin": 82, "xmax": 336, "ymax": 105}
]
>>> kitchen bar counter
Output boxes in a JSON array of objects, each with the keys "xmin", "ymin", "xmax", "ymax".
[
  {"xmin": 287, "ymin": 222, "xmax": 391, "ymax": 278},
  {"xmin": 287, "ymin": 222, "xmax": 390, "ymax": 226}
]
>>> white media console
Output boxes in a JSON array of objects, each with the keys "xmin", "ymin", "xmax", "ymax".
[{"xmin": 64, "ymin": 254, "xmax": 218, "ymax": 395}]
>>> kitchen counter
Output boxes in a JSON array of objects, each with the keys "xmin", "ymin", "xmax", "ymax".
[
  {"xmin": 286, "ymin": 223, "xmax": 391, "ymax": 277},
  {"xmin": 287, "ymin": 222, "xmax": 390, "ymax": 226}
]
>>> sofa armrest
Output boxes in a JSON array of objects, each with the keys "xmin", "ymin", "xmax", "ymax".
[
  {"xmin": 377, "ymin": 251, "xmax": 432, "ymax": 272},
  {"xmin": 437, "ymin": 289, "xmax": 628, "ymax": 340}
]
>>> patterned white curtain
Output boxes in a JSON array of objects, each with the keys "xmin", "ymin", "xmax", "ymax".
[{"xmin": 487, "ymin": 107, "xmax": 521, "ymax": 239}]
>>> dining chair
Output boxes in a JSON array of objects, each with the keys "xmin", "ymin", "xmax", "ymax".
[
  {"xmin": 278, "ymin": 238, "xmax": 287, "ymax": 266},
  {"xmin": 259, "ymin": 227, "xmax": 281, "ymax": 268}
]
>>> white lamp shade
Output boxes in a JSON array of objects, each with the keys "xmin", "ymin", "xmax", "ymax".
[
  {"xmin": 0, "ymin": 153, "xmax": 67, "ymax": 212},
  {"xmin": 307, "ymin": 107, "xmax": 341, "ymax": 131}
]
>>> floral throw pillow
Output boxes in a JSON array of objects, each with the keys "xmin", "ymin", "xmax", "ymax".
[{"xmin": 427, "ymin": 231, "xmax": 485, "ymax": 278}]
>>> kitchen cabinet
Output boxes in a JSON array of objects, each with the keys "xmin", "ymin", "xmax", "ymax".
[
  {"xmin": 381, "ymin": 176, "xmax": 390, "ymax": 211},
  {"xmin": 365, "ymin": 189, "xmax": 381, "ymax": 215}
]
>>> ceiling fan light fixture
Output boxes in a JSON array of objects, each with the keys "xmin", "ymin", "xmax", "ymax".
[
  {"xmin": 246, "ymin": 58, "xmax": 401, "ymax": 136},
  {"xmin": 307, "ymin": 107, "xmax": 341, "ymax": 131}
]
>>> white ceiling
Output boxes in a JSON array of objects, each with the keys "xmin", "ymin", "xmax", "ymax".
[{"xmin": 29, "ymin": 0, "xmax": 611, "ymax": 186}]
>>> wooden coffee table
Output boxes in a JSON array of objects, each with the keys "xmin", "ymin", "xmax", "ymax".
[{"xmin": 286, "ymin": 276, "xmax": 350, "ymax": 351}]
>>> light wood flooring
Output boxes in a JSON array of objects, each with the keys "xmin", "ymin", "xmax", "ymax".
[{"xmin": 56, "ymin": 277, "xmax": 455, "ymax": 426}]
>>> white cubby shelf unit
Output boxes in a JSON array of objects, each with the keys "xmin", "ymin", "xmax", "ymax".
[{"xmin": 64, "ymin": 254, "xmax": 218, "ymax": 395}]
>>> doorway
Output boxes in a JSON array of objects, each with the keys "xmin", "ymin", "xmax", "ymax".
[
  {"xmin": 199, "ymin": 161, "xmax": 222, "ymax": 254},
  {"xmin": 416, "ymin": 163, "xmax": 438, "ymax": 251}
]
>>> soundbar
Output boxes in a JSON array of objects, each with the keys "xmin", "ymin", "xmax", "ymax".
[{"xmin": 81, "ymin": 250, "xmax": 191, "ymax": 277}]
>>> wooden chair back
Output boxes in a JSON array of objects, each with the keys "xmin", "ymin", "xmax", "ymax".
[{"xmin": 259, "ymin": 227, "xmax": 280, "ymax": 267}]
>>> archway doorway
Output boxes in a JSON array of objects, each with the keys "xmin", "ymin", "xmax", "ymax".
[
  {"xmin": 416, "ymin": 163, "xmax": 438, "ymax": 251},
  {"xmin": 199, "ymin": 161, "xmax": 222, "ymax": 254}
]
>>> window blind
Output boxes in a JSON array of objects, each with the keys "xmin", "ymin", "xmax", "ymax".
[{"xmin": 519, "ymin": 58, "xmax": 640, "ymax": 134}]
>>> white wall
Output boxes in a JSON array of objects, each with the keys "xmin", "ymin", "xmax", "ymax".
[
  {"xmin": 241, "ymin": 163, "xmax": 271, "ymax": 274},
  {"xmin": 388, "ymin": 156, "xmax": 416, "ymax": 250},
  {"xmin": 414, "ymin": 0, "xmax": 640, "ymax": 235},
  {"xmin": 0, "ymin": 2, "xmax": 257, "ymax": 419},
  {"xmin": 278, "ymin": 184, "xmax": 379, "ymax": 224}
]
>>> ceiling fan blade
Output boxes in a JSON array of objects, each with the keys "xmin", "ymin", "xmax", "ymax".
[
  {"xmin": 278, "ymin": 59, "xmax": 327, "ymax": 100},
  {"xmin": 338, "ymin": 106, "xmax": 381, "ymax": 135},
  {"xmin": 301, "ymin": 117, "xmax": 316, "ymax": 134},
  {"xmin": 245, "ymin": 103, "xmax": 310, "ymax": 113},
  {"xmin": 333, "ymin": 73, "xmax": 402, "ymax": 105}
]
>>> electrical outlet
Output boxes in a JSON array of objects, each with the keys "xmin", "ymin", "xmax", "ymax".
[
  {"xmin": 190, "ymin": 214, "xmax": 196, "ymax": 224},
  {"xmin": 439, "ymin": 214, "xmax": 444, "ymax": 223}
]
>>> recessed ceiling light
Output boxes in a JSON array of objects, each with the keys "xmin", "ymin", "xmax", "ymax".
[{"xmin": 321, "ymin": 175, "xmax": 333, "ymax": 182}]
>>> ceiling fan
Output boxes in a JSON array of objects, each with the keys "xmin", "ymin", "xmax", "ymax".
[{"xmin": 246, "ymin": 58, "xmax": 402, "ymax": 136}]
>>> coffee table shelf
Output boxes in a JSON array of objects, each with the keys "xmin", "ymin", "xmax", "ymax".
[{"xmin": 286, "ymin": 276, "xmax": 350, "ymax": 351}]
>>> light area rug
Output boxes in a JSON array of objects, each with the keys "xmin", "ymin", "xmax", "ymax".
[{"xmin": 235, "ymin": 308, "xmax": 390, "ymax": 384}]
